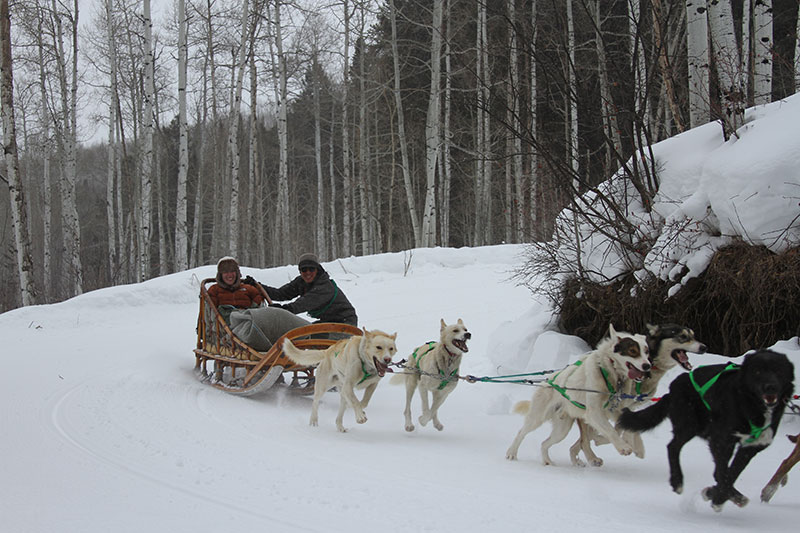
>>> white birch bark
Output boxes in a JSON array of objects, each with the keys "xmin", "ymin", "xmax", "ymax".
[
  {"xmin": 474, "ymin": 0, "xmax": 492, "ymax": 245},
  {"xmin": 341, "ymin": 0, "xmax": 352, "ymax": 255},
  {"xmin": 267, "ymin": 0, "xmax": 290, "ymax": 262},
  {"xmin": 105, "ymin": 0, "xmax": 118, "ymax": 280},
  {"xmin": 440, "ymin": 3, "xmax": 452, "ymax": 246},
  {"xmin": 752, "ymin": 0, "xmax": 772, "ymax": 105},
  {"xmin": 227, "ymin": 0, "xmax": 250, "ymax": 260},
  {"xmin": 594, "ymin": 0, "xmax": 621, "ymax": 176},
  {"xmin": 630, "ymin": 0, "xmax": 649, "ymax": 129},
  {"xmin": 248, "ymin": 49, "xmax": 264, "ymax": 266},
  {"xmin": 1, "ymin": 0, "xmax": 36, "ymax": 305},
  {"xmin": 328, "ymin": 102, "xmax": 338, "ymax": 258},
  {"xmin": 706, "ymin": 0, "xmax": 741, "ymax": 135},
  {"xmin": 35, "ymin": 8, "xmax": 52, "ymax": 294},
  {"xmin": 313, "ymin": 56, "xmax": 326, "ymax": 259},
  {"xmin": 54, "ymin": 0, "xmax": 83, "ymax": 294},
  {"xmin": 530, "ymin": 0, "xmax": 539, "ymax": 239},
  {"xmin": 175, "ymin": 0, "xmax": 189, "ymax": 271},
  {"xmin": 139, "ymin": 0, "xmax": 154, "ymax": 281},
  {"xmin": 686, "ymin": 0, "xmax": 710, "ymax": 128},
  {"xmin": 566, "ymin": 0, "xmax": 578, "ymax": 180},
  {"xmin": 357, "ymin": 8, "xmax": 372, "ymax": 254},
  {"xmin": 389, "ymin": 0, "xmax": 421, "ymax": 246},
  {"xmin": 421, "ymin": 0, "xmax": 443, "ymax": 247},
  {"xmin": 742, "ymin": 0, "xmax": 752, "ymax": 100}
]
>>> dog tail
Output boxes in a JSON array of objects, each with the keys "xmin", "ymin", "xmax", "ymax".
[
  {"xmin": 617, "ymin": 394, "xmax": 670, "ymax": 432},
  {"xmin": 512, "ymin": 400, "xmax": 531, "ymax": 415},
  {"xmin": 282, "ymin": 339, "xmax": 326, "ymax": 366}
]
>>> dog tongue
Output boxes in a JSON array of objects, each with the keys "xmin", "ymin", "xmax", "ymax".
[
  {"xmin": 628, "ymin": 366, "xmax": 645, "ymax": 382},
  {"xmin": 373, "ymin": 357, "xmax": 393, "ymax": 377},
  {"xmin": 675, "ymin": 350, "xmax": 692, "ymax": 370}
]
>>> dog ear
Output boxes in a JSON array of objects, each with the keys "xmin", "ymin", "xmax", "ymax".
[
  {"xmin": 608, "ymin": 323, "xmax": 618, "ymax": 340},
  {"xmin": 457, "ymin": 318, "xmax": 464, "ymax": 327},
  {"xmin": 440, "ymin": 319, "xmax": 446, "ymax": 331},
  {"xmin": 646, "ymin": 323, "xmax": 658, "ymax": 336}
]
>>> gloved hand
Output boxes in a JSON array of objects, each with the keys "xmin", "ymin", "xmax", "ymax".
[{"xmin": 242, "ymin": 275, "xmax": 258, "ymax": 286}]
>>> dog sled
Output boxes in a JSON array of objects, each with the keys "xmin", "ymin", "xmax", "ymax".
[{"xmin": 193, "ymin": 277, "xmax": 362, "ymax": 396}]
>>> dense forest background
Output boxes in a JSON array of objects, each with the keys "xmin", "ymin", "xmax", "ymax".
[{"xmin": 2, "ymin": 0, "xmax": 799, "ymax": 312}]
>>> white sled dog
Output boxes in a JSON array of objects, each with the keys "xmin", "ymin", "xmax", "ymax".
[
  {"xmin": 283, "ymin": 328, "xmax": 397, "ymax": 432},
  {"xmin": 505, "ymin": 325, "xmax": 650, "ymax": 465},
  {"xmin": 570, "ymin": 323, "xmax": 707, "ymax": 466},
  {"xmin": 394, "ymin": 318, "xmax": 471, "ymax": 432}
]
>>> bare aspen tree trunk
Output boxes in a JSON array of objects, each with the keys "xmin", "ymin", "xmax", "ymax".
[
  {"xmin": 156, "ymin": 152, "xmax": 168, "ymax": 276},
  {"xmin": 53, "ymin": 0, "xmax": 83, "ymax": 294},
  {"xmin": 328, "ymin": 102, "xmax": 338, "ymax": 258},
  {"xmin": 566, "ymin": 0, "xmax": 578, "ymax": 180},
  {"xmin": 312, "ymin": 54, "xmax": 326, "ymax": 259},
  {"xmin": 630, "ymin": 0, "xmax": 649, "ymax": 131},
  {"xmin": 389, "ymin": 0, "xmax": 421, "ymax": 247},
  {"xmin": 594, "ymin": 0, "xmax": 621, "ymax": 175},
  {"xmin": 439, "ymin": 3, "xmax": 452, "ymax": 246},
  {"xmin": 357, "ymin": 9, "xmax": 372, "ymax": 255},
  {"xmin": 504, "ymin": 0, "xmax": 513, "ymax": 243},
  {"xmin": 653, "ymin": 0, "xmax": 685, "ymax": 133},
  {"xmin": 227, "ymin": 0, "xmax": 251, "ymax": 260},
  {"xmin": 474, "ymin": 0, "xmax": 491, "ymax": 246},
  {"xmin": 752, "ymin": 0, "xmax": 772, "ymax": 105},
  {"xmin": 248, "ymin": 50, "xmax": 264, "ymax": 266},
  {"xmin": 341, "ymin": 0, "xmax": 352, "ymax": 256},
  {"xmin": 175, "ymin": 0, "xmax": 189, "ymax": 271},
  {"xmin": 139, "ymin": 0, "xmax": 155, "ymax": 281},
  {"xmin": 507, "ymin": 0, "xmax": 523, "ymax": 242},
  {"xmin": 35, "ymin": 9, "xmax": 53, "ymax": 295},
  {"xmin": 686, "ymin": 0, "xmax": 710, "ymax": 128},
  {"xmin": 421, "ymin": 0, "xmax": 443, "ymax": 247},
  {"xmin": 707, "ymin": 0, "xmax": 742, "ymax": 138},
  {"xmin": 1, "ymin": 0, "xmax": 37, "ymax": 305},
  {"xmin": 529, "ymin": 0, "xmax": 539, "ymax": 240},
  {"xmin": 104, "ymin": 0, "xmax": 119, "ymax": 281},
  {"xmin": 268, "ymin": 0, "xmax": 290, "ymax": 262},
  {"xmin": 742, "ymin": 0, "xmax": 752, "ymax": 102},
  {"xmin": 796, "ymin": 3, "xmax": 800, "ymax": 90}
]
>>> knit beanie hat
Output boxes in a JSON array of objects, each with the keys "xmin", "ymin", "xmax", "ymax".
[
  {"xmin": 297, "ymin": 253, "xmax": 321, "ymax": 270},
  {"xmin": 216, "ymin": 256, "xmax": 241, "ymax": 287}
]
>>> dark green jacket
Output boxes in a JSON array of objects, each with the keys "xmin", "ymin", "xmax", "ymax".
[{"xmin": 262, "ymin": 269, "xmax": 358, "ymax": 326}]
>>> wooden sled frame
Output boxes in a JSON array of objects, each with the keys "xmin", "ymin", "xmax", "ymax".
[{"xmin": 193, "ymin": 277, "xmax": 362, "ymax": 395}]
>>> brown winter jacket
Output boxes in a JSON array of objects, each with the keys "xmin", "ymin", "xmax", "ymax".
[{"xmin": 208, "ymin": 282, "xmax": 263, "ymax": 308}]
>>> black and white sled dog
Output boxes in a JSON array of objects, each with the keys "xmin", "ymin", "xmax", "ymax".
[
  {"xmin": 618, "ymin": 349, "xmax": 795, "ymax": 511},
  {"xmin": 570, "ymin": 324, "xmax": 708, "ymax": 466},
  {"xmin": 505, "ymin": 325, "xmax": 651, "ymax": 465},
  {"xmin": 393, "ymin": 319, "xmax": 471, "ymax": 432}
]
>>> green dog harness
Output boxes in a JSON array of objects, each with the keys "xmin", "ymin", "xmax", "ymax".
[
  {"xmin": 689, "ymin": 363, "xmax": 770, "ymax": 443},
  {"xmin": 410, "ymin": 342, "xmax": 458, "ymax": 390}
]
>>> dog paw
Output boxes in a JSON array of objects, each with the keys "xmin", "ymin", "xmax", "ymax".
[
  {"xmin": 571, "ymin": 458, "xmax": 586, "ymax": 468},
  {"xmin": 418, "ymin": 415, "xmax": 430, "ymax": 427},
  {"xmin": 730, "ymin": 490, "xmax": 749, "ymax": 508},
  {"xmin": 309, "ymin": 417, "xmax": 319, "ymax": 427},
  {"xmin": 337, "ymin": 426, "xmax": 348, "ymax": 433},
  {"xmin": 505, "ymin": 450, "xmax": 518, "ymax": 461},
  {"xmin": 405, "ymin": 424, "xmax": 415, "ymax": 432},
  {"xmin": 617, "ymin": 446, "xmax": 633, "ymax": 456},
  {"xmin": 671, "ymin": 483, "xmax": 683, "ymax": 495},
  {"xmin": 434, "ymin": 421, "xmax": 443, "ymax": 431},
  {"xmin": 761, "ymin": 484, "xmax": 778, "ymax": 503},
  {"xmin": 591, "ymin": 458, "xmax": 604, "ymax": 467},
  {"xmin": 356, "ymin": 414, "xmax": 367, "ymax": 424}
]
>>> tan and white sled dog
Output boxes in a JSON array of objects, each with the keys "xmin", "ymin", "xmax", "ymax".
[
  {"xmin": 283, "ymin": 329, "xmax": 397, "ymax": 432},
  {"xmin": 570, "ymin": 323, "xmax": 707, "ymax": 467},
  {"xmin": 395, "ymin": 319, "xmax": 471, "ymax": 432},
  {"xmin": 505, "ymin": 325, "xmax": 650, "ymax": 465}
]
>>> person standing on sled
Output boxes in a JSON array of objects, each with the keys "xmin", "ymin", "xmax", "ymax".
[{"xmin": 244, "ymin": 253, "xmax": 358, "ymax": 327}]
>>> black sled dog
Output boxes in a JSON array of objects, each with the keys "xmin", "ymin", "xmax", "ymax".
[{"xmin": 618, "ymin": 349, "xmax": 794, "ymax": 511}]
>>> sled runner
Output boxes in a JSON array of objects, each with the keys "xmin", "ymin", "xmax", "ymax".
[{"xmin": 193, "ymin": 278, "xmax": 362, "ymax": 396}]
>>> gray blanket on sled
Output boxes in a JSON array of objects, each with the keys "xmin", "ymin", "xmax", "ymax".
[{"xmin": 230, "ymin": 307, "xmax": 310, "ymax": 352}]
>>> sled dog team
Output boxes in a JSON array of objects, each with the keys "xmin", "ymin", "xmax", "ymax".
[{"xmin": 283, "ymin": 320, "xmax": 795, "ymax": 512}]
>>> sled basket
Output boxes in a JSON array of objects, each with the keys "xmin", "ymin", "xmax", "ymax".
[{"xmin": 193, "ymin": 278, "xmax": 361, "ymax": 395}]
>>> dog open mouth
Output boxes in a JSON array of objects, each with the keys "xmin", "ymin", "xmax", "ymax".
[
  {"xmin": 452, "ymin": 338, "xmax": 469, "ymax": 353},
  {"xmin": 626, "ymin": 362, "xmax": 646, "ymax": 382},
  {"xmin": 373, "ymin": 357, "xmax": 393, "ymax": 377},
  {"xmin": 671, "ymin": 349, "xmax": 692, "ymax": 370},
  {"xmin": 763, "ymin": 393, "xmax": 778, "ymax": 407}
]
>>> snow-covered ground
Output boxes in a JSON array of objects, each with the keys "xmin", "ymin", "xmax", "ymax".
[{"xmin": 1, "ymin": 245, "xmax": 798, "ymax": 532}]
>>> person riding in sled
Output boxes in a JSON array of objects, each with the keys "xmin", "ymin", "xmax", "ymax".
[{"xmin": 243, "ymin": 253, "xmax": 358, "ymax": 326}]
